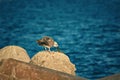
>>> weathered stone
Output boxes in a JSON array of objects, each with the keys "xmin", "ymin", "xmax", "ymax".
[
  {"xmin": 0, "ymin": 58, "xmax": 87, "ymax": 80},
  {"xmin": 0, "ymin": 73, "xmax": 9, "ymax": 80},
  {"xmin": 0, "ymin": 45, "xmax": 30, "ymax": 63},
  {"xmin": 99, "ymin": 73, "xmax": 120, "ymax": 80},
  {"xmin": 30, "ymin": 51, "xmax": 76, "ymax": 75}
]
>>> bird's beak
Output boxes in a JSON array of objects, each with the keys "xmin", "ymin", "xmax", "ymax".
[{"xmin": 56, "ymin": 47, "xmax": 61, "ymax": 52}]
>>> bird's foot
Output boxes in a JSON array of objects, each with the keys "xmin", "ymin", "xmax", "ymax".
[{"xmin": 47, "ymin": 50, "xmax": 55, "ymax": 54}]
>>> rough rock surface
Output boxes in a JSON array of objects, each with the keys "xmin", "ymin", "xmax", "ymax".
[
  {"xmin": 99, "ymin": 73, "xmax": 120, "ymax": 80},
  {"xmin": 30, "ymin": 51, "xmax": 76, "ymax": 75},
  {"xmin": 0, "ymin": 73, "xmax": 9, "ymax": 80},
  {"xmin": 0, "ymin": 45, "xmax": 30, "ymax": 63},
  {"xmin": 0, "ymin": 58, "xmax": 87, "ymax": 80}
]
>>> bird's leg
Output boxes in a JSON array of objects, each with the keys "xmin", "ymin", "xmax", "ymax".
[
  {"xmin": 44, "ymin": 47, "xmax": 47, "ymax": 51},
  {"xmin": 48, "ymin": 48, "xmax": 51, "ymax": 52},
  {"xmin": 48, "ymin": 48, "xmax": 53, "ymax": 54}
]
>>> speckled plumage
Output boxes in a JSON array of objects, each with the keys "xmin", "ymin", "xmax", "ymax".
[{"xmin": 37, "ymin": 36, "xmax": 58, "ymax": 51}]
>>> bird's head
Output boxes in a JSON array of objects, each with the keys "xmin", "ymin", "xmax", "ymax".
[
  {"xmin": 54, "ymin": 41, "xmax": 61, "ymax": 52},
  {"xmin": 53, "ymin": 41, "xmax": 59, "ymax": 47}
]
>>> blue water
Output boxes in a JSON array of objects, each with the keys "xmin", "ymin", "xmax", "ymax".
[{"xmin": 0, "ymin": 0, "xmax": 120, "ymax": 79}]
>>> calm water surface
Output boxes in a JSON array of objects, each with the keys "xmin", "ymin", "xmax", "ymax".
[{"xmin": 0, "ymin": 0, "xmax": 120, "ymax": 79}]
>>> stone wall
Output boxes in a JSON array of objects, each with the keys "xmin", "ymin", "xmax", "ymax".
[{"xmin": 0, "ymin": 58, "xmax": 86, "ymax": 80}]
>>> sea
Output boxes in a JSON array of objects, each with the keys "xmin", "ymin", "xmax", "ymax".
[{"xmin": 0, "ymin": 0, "xmax": 120, "ymax": 79}]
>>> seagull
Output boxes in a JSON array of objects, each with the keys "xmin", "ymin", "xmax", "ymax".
[{"xmin": 36, "ymin": 36, "xmax": 60, "ymax": 52}]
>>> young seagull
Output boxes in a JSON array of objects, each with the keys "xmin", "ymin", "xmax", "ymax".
[{"xmin": 36, "ymin": 36, "xmax": 60, "ymax": 52}]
